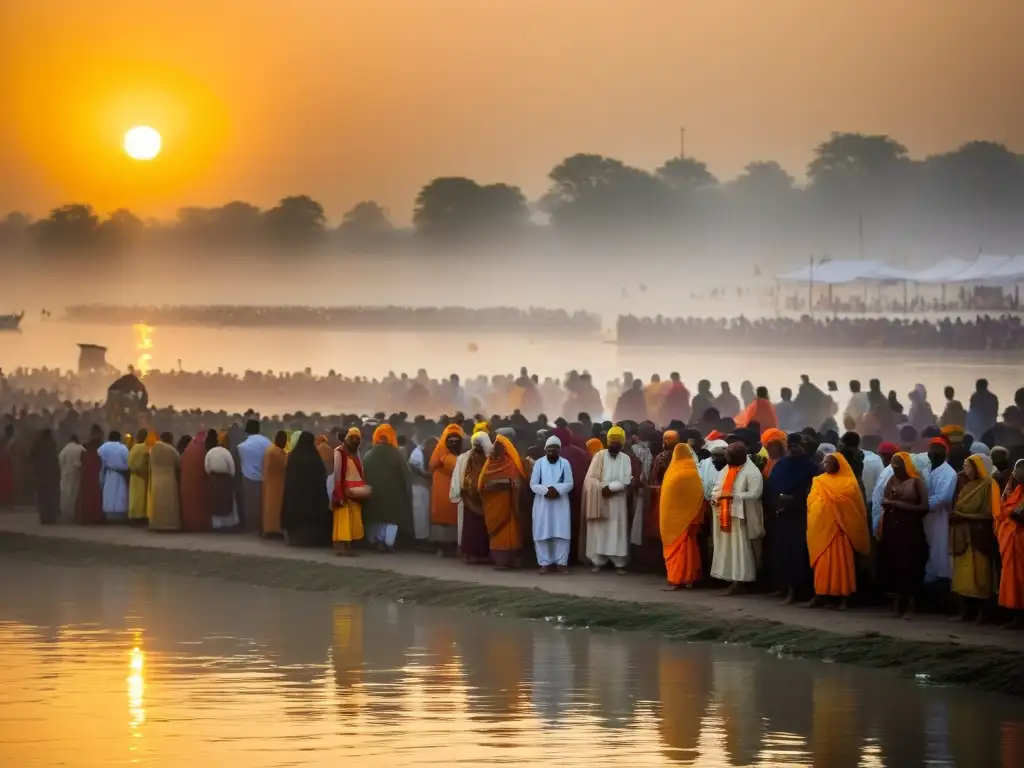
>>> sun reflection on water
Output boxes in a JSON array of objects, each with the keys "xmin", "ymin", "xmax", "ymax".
[{"xmin": 127, "ymin": 644, "xmax": 146, "ymax": 748}]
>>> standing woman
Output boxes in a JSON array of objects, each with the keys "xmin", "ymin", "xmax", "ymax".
[
  {"xmin": 205, "ymin": 430, "xmax": 238, "ymax": 530},
  {"xmin": 876, "ymin": 452, "xmax": 930, "ymax": 617},
  {"xmin": 996, "ymin": 459, "xmax": 1024, "ymax": 628},
  {"xmin": 806, "ymin": 452, "xmax": 871, "ymax": 611},
  {"xmin": 281, "ymin": 431, "xmax": 330, "ymax": 546},
  {"xmin": 148, "ymin": 433, "xmax": 182, "ymax": 532},
  {"xmin": 262, "ymin": 431, "xmax": 288, "ymax": 537},
  {"xmin": 58, "ymin": 436, "xmax": 85, "ymax": 522},
  {"xmin": 179, "ymin": 431, "xmax": 210, "ymax": 532},
  {"xmin": 31, "ymin": 429, "xmax": 61, "ymax": 525},
  {"xmin": 429, "ymin": 425, "xmax": 465, "ymax": 556},
  {"xmin": 479, "ymin": 435, "xmax": 526, "ymax": 569},
  {"xmin": 76, "ymin": 427, "xmax": 104, "ymax": 525},
  {"xmin": 127, "ymin": 430, "xmax": 152, "ymax": 526},
  {"xmin": 658, "ymin": 443, "xmax": 705, "ymax": 589},
  {"xmin": 949, "ymin": 454, "xmax": 1000, "ymax": 621}
]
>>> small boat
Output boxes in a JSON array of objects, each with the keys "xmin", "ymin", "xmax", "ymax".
[{"xmin": 0, "ymin": 311, "xmax": 24, "ymax": 331}]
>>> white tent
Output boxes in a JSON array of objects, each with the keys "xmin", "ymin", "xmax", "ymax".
[
  {"xmin": 909, "ymin": 258, "xmax": 972, "ymax": 284},
  {"xmin": 936, "ymin": 255, "xmax": 1012, "ymax": 283},
  {"xmin": 973, "ymin": 255, "xmax": 1024, "ymax": 285},
  {"xmin": 775, "ymin": 260, "xmax": 914, "ymax": 284}
]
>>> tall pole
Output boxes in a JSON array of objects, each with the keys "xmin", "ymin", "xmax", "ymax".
[
  {"xmin": 679, "ymin": 126, "xmax": 685, "ymax": 159},
  {"xmin": 858, "ymin": 212, "xmax": 864, "ymax": 259}
]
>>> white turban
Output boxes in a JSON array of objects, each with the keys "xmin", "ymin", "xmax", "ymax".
[
  {"xmin": 471, "ymin": 431, "xmax": 493, "ymax": 456},
  {"xmin": 705, "ymin": 439, "xmax": 728, "ymax": 454},
  {"xmin": 544, "ymin": 435, "xmax": 561, "ymax": 449}
]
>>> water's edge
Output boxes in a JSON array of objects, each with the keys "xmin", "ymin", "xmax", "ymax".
[{"xmin": 2, "ymin": 531, "xmax": 1021, "ymax": 698}]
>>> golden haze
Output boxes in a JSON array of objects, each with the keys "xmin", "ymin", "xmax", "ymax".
[{"xmin": 1, "ymin": 0, "xmax": 1022, "ymax": 222}]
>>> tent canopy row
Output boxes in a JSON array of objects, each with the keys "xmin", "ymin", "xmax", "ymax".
[{"xmin": 776, "ymin": 255, "xmax": 1024, "ymax": 285}]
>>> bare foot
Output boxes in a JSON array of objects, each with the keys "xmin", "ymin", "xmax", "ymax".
[
  {"xmin": 538, "ymin": 566, "xmax": 551, "ymax": 575},
  {"xmin": 837, "ymin": 598, "xmax": 848, "ymax": 612},
  {"xmin": 782, "ymin": 589, "xmax": 796, "ymax": 606},
  {"xmin": 615, "ymin": 567, "xmax": 628, "ymax": 575},
  {"xmin": 805, "ymin": 596, "xmax": 823, "ymax": 609},
  {"xmin": 725, "ymin": 583, "xmax": 743, "ymax": 596},
  {"xmin": 662, "ymin": 584, "xmax": 681, "ymax": 591},
  {"xmin": 591, "ymin": 566, "xmax": 602, "ymax": 574}
]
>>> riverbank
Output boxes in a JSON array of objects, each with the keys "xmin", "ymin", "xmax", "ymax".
[{"xmin": 1, "ymin": 510, "xmax": 1021, "ymax": 697}]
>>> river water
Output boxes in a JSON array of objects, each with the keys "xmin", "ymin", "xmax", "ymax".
[
  {"xmin": 0, "ymin": 563, "xmax": 1021, "ymax": 767},
  {"xmin": 3, "ymin": 318, "xmax": 1022, "ymax": 415}
]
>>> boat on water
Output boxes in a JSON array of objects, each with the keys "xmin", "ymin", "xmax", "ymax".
[{"xmin": 0, "ymin": 311, "xmax": 24, "ymax": 331}]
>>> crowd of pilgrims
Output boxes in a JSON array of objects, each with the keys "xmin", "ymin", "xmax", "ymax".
[
  {"xmin": 616, "ymin": 313, "xmax": 1024, "ymax": 350},
  {"xmin": 2, "ymin": 368, "xmax": 1024, "ymax": 628}
]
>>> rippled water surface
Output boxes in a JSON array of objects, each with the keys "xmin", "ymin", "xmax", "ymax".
[{"xmin": 0, "ymin": 563, "xmax": 1021, "ymax": 767}]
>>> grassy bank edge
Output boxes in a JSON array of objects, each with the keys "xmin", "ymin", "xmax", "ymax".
[{"xmin": 3, "ymin": 531, "xmax": 1021, "ymax": 698}]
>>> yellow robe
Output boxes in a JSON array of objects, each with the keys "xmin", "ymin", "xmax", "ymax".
[{"xmin": 127, "ymin": 443, "xmax": 150, "ymax": 521}]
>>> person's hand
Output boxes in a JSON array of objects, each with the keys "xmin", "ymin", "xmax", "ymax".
[{"xmin": 545, "ymin": 486, "xmax": 559, "ymax": 499}]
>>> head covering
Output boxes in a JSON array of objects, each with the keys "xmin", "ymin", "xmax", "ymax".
[
  {"xmin": 544, "ymin": 435, "xmax": 561, "ymax": 449},
  {"xmin": 586, "ymin": 437, "xmax": 603, "ymax": 456},
  {"xmin": 473, "ymin": 421, "xmax": 490, "ymax": 435},
  {"xmin": 706, "ymin": 430, "xmax": 724, "ymax": 441},
  {"xmin": 878, "ymin": 441, "xmax": 899, "ymax": 455},
  {"xmin": 930, "ymin": 436, "xmax": 951, "ymax": 451},
  {"xmin": 705, "ymin": 439, "xmax": 728, "ymax": 454},
  {"xmin": 607, "ymin": 426, "xmax": 626, "ymax": 445},
  {"xmin": 345, "ymin": 427, "xmax": 362, "ymax": 441},
  {"xmin": 815, "ymin": 443, "xmax": 836, "ymax": 457},
  {"xmin": 970, "ymin": 441, "xmax": 990, "ymax": 456},
  {"xmin": 941, "ymin": 424, "xmax": 965, "ymax": 444},
  {"xmin": 471, "ymin": 430, "xmax": 494, "ymax": 456},
  {"xmin": 145, "ymin": 431, "xmax": 158, "ymax": 447},
  {"xmin": 123, "ymin": 434, "xmax": 134, "ymax": 449},
  {"xmin": 496, "ymin": 427, "xmax": 516, "ymax": 441},
  {"xmin": 373, "ymin": 424, "xmax": 398, "ymax": 447},
  {"xmin": 761, "ymin": 428, "xmax": 786, "ymax": 447},
  {"xmin": 807, "ymin": 452, "xmax": 871, "ymax": 561},
  {"xmin": 786, "ymin": 433, "xmax": 803, "ymax": 448},
  {"xmin": 431, "ymin": 424, "xmax": 466, "ymax": 464},
  {"xmin": 891, "ymin": 451, "xmax": 921, "ymax": 480},
  {"xmin": 662, "ymin": 430, "xmax": 679, "ymax": 448}
]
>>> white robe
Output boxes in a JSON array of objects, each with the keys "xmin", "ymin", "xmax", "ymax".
[
  {"xmin": 449, "ymin": 450, "xmax": 472, "ymax": 545},
  {"xmin": 583, "ymin": 450, "xmax": 633, "ymax": 566},
  {"xmin": 924, "ymin": 462, "xmax": 957, "ymax": 582},
  {"xmin": 205, "ymin": 447, "xmax": 239, "ymax": 530},
  {"xmin": 408, "ymin": 446, "xmax": 431, "ymax": 541},
  {"xmin": 698, "ymin": 456, "xmax": 721, "ymax": 500},
  {"xmin": 710, "ymin": 460, "xmax": 764, "ymax": 583},
  {"xmin": 530, "ymin": 457, "xmax": 574, "ymax": 542},
  {"xmin": 97, "ymin": 441, "xmax": 130, "ymax": 518},
  {"xmin": 58, "ymin": 442, "xmax": 85, "ymax": 521}
]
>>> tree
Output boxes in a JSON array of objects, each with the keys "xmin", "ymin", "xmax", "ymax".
[
  {"xmin": 656, "ymin": 157, "xmax": 718, "ymax": 192},
  {"xmin": 98, "ymin": 208, "xmax": 144, "ymax": 247},
  {"xmin": 0, "ymin": 212, "xmax": 31, "ymax": 244},
  {"xmin": 807, "ymin": 132, "xmax": 909, "ymax": 186},
  {"xmin": 263, "ymin": 195, "xmax": 326, "ymax": 242},
  {"xmin": 925, "ymin": 141, "xmax": 1024, "ymax": 202},
  {"xmin": 337, "ymin": 201, "xmax": 394, "ymax": 250},
  {"xmin": 413, "ymin": 177, "xmax": 529, "ymax": 239},
  {"xmin": 210, "ymin": 201, "xmax": 263, "ymax": 242},
  {"xmin": 730, "ymin": 161, "xmax": 795, "ymax": 196},
  {"xmin": 542, "ymin": 153, "xmax": 670, "ymax": 230},
  {"xmin": 31, "ymin": 204, "xmax": 100, "ymax": 249}
]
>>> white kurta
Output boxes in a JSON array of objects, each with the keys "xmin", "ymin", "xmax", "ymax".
[
  {"xmin": 710, "ymin": 460, "xmax": 764, "ymax": 583},
  {"xmin": 584, "ymin": 450, "xmax": 633, "ymax": 567},
  {"xmin": 698, "ymin": 457, "xmax": 721, "ymax": 500},
  {"xmin": 408, "ymin": 446, "xmax": 431, "ymax": 541},
  {"xmin": 96, "ymin": 441, "xmax": 130, "ymax": 518},
  {"xmin": 925, "ymin": 461, "xmax": 957, "ymax": 582},
  {"xmin": 58, "ymin": 443, "xmax": 85, "ymax": 521},
  {"xmin": 531, "ymin": 457, "xmax": 574, "ymax": 541}
]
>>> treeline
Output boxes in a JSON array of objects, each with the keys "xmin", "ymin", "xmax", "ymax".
[{"xmin": 2, "ymin": 132, "xmax": 1024, "ymax": 256}]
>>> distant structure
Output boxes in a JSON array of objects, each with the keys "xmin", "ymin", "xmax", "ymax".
[{"xmin": 77, "ymin": 343, "xmax": 110, "ymax": 373}]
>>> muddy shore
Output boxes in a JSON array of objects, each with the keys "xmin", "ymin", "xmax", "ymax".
[{"xmin": 1, "ymin": 512, "xmax": 1021, "ymax": 697}]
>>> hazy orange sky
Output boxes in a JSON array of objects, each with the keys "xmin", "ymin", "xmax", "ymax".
[{"xmin": 2, "ymin": 0, "xmax": 1022, "ymax": 223}]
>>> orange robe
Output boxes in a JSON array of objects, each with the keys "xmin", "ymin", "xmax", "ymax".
[
  {"xmin": 997, "ymin": 484, "xmax": 1024, "ymax": 610},
  {"xmin": 479, "ymin": 436, "xmax": 525, "ymax": 562},
  {"xmin": 429, "ymin": 425, "xmax": 464, "ymax": 527},
  {"xmin": 735, "ymin": 398, "xmax": 778, "ymax": 430},
  {"xmin": 806, "ymin": 454, "xmax": 870, "ymax": 596},
  {"xmin": 262, "ymin": 445, "xmax": 287, "ymax": 535},
  {"xmin": 659, "ymin": 445, "xmax": 704, "ymax": 586}
]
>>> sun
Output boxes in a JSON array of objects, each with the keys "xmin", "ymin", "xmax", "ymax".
[{"xmin": 123, "ymin": 125, "xmax": 162, "ymax": 161}]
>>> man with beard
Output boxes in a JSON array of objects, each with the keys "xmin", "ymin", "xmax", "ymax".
[
  {"xmin": 529, "ymin": 435, "xmax": 574, "ymax": 573},
  {"xmin": 583, "ymin": 425, "xmax": 633, "ymax": 573},
  {"xmin": 710, "ymin": 441, "xmax": 765, "ymax": 594}
]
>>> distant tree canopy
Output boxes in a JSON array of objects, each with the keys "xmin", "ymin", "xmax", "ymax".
[{"xmin": 3, "ymin": 131, "xmax": 1024, "ymax": 255}]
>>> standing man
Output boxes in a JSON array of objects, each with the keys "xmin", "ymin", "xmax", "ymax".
[
  {"xmin": 710, "ymin": 442, "xmax": 765, "ymax": 594},
  {"xmin": 530, "ymin": 435, "xmax": 574, "ymax": 573},
  {"xmin": 236, "ymin": 419, "xmax": 271, "ymax": 533},
  {"xmin": 924, "ymin": 438, "xmax": 957, "ymax": 598},
  {"xmin": 583, "ymin": 426, "xmax": 633, "ymax": 573},
  {"xmin": 97, "ymin": 430, "xmax": 130, "ymax": 523}
]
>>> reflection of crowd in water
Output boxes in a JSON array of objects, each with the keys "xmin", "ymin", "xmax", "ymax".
[
  {"xmin": 6, "ymin": 569, "xmax": 1023, "ymax": 768},
  {"xmin": 3, "ymin": 367, "xmax": 1024, "ymax": 629},
  {"xmin": 61, "ymin": 304, "xmax": 602, "ymax": 333},
  {"xmin": 617, "ymin": 313, "xmax": 1024, "ymax": 350}
]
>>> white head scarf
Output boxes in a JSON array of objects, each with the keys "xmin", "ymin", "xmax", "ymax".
[
  {"xmin": 471, "ymin": 431, "xmax": 493, "ymax": 457},
  {"xmin": 705, "ymin": 439, "xmax": 728, "ymax": 454},
  {"xmin": 544, "ymin": 435, "xmax": 561, "ymax": 449}
]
